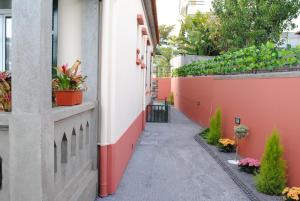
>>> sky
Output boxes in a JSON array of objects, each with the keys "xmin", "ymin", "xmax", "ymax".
[
  {"xmin": 156, "ymin": 0, "xmax": 214, "ymax": 35},
  {"xmin": 156, "ymin": 0, "xmax": 181, "ymax": 35},
  {"xmin": 156, "ymin": 0, "xmax": 300, "ymax": 34}
]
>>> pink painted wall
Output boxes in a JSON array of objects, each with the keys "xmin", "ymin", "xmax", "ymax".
[
  {"xmin": 172, "ymin": 76, "xmax": 300, "ymax": 186},
  {"xmin": 157, "ymin": 77, "xmax": 171, "ymax": 100},
  {"xmin": 99, "ymin": 111, "xmax": 144, "ymax": 196}
]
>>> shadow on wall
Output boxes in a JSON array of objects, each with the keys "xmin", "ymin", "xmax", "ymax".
[{"xmin": 172, "ymin": 75, "xmax": 300, "ymax": 186}]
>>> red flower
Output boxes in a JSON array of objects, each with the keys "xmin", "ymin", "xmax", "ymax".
[{"xmin": 62, "ymin": 64, "xmax": 68, "ymax": 74}]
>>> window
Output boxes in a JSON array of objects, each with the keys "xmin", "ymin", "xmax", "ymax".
[
  {"xmin": 0, "ymin": 14, "xmax": 11, "ymax": 71},
  {"xmin": 52, "ymin": 0, "xmax": 58, "ymax": 67}
]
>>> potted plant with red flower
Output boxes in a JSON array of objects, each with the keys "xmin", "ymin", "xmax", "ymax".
[
  {"xmin": 52, "ymin": 60, "xmax": 87, "ymax": 106},
  {"xmin": 0, "ymin": 71, "xmax": 11, "ymax": 112}
]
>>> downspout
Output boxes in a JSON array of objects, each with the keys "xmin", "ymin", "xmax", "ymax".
[{"xmin": 98, "ymin": 0, "xmax": 113, "ymax": 197}]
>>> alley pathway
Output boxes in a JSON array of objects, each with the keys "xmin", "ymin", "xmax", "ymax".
[{"xmin": 97, "ymin": 107, "xmax": 249, "ymax": 201}]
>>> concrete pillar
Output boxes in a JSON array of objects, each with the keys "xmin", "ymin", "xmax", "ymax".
[
  {"xmin": 82, "ymin": 0, "xmax": 100, "ymax": 170},
  {"xmin": 10, "ymin": 0, "xmax": 54, "ymax": 201}
]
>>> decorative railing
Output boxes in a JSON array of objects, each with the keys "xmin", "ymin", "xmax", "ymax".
[
  {"xmin": 52, "ymin": 102, "xmax": 97, "ymax": 201},
  {"xmin": 0, "ymin": 115, "xmax": 10, "ymax": 201}
]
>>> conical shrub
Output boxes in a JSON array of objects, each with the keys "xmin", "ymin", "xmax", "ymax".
[
  {"xmin": 255, "ymin": 129, "xmax": 287, "ymax": 195},
  {"xmin": 207, "ymin": 108, "xmax": 222, "ymax": 145}
]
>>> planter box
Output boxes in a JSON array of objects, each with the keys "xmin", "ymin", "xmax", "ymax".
[{"xmin": 54, "ymin": 90, "xmax": 83, "ymax": 106}]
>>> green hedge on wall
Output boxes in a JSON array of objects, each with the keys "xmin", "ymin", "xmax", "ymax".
[{"xmin": 172, "ymin": 42, "xmax": 300, "ymax": 77}]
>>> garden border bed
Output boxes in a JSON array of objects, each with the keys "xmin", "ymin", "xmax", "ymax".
[{"xmin": 194, "ymin": 133, "xmax": 283, "ymax": 201}]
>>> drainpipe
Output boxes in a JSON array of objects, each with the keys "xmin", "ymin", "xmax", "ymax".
[{"xmin": 98, "ymin": 0, "xmax": 113, "ymax": 197}]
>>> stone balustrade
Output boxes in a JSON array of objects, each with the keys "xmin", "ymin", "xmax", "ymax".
[
  {"xmin": 52, "ymin": 102, "xmax": 98, "ymax": 201},
  {"xmin": 0, "ymin": 116, "xmax": 9, "ymax": 201},
  {"xmin": 0, "ymin": 101, "xmax": 98, "ymax": 201}
]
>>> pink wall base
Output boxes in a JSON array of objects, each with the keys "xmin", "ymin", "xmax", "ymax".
[
  {"xmin": 98, "ymin": 111, "xmax": 145, "ymax": 197},
  {"xmin": 172, "ymin": 76, "xmax": 300, "ymax": 186}
]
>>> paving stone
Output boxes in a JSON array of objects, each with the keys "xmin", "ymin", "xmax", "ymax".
[{"xmin": 97, "ymin": 107, "xmax": 250, "ymax": 201}]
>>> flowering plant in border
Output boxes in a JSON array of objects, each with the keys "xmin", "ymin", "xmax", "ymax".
[
  {"xmin": 218, "ymin": 138, "xmax": 236, "ymax": 152},
  {"xmin": 282, "ymin": 187, "xmax": 300, "ymax": 201},
  {"xmin": 0, "ymin": 71, "xmax": 11, "ymax": 112},
  {"xmin": 238, "ymin": 158, "xmax": 260, "ymax": 174}
]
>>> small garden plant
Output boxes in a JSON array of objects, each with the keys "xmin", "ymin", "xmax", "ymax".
[
  {"xmin": 167, "ymin": 92, "xmax": 174, "ymax": 105},
  {"xmin": 218, "ymin": 138, "xmax": 236, "ymax": 152},
  {"xmin": 199, "ymin": 128, "xmax": 209, "ymax": 140},
  {"xmin": 255, "ymin": 129, "xmax": 287, "ymax": 195},
  {"xmin": 207, "ymin": 107, "xmax": 222, "ymax": 145},
  {"xmin": 282, "ymin": 187, "xmax": 300, "ymax": 201},
  {"xmin": 238, "ymin": 158, "xmax": 260, "ymax": 174}
]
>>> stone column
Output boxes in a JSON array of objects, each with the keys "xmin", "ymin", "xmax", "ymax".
[
  {"xmin": 82, "ymin": 0, "xmax": 100, "ymax": 170},
  {"xmin": 9, "ymin": 0, "xmax": 54, "ymax": 201}
]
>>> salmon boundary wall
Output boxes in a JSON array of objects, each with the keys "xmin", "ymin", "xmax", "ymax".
[
  {"xmin": 156, "ymin": 77, "xmax": 171, "ymax": 100},
  {"xmin": 170, "ymin": 72, "xmax": 300, "ymax": 186}
]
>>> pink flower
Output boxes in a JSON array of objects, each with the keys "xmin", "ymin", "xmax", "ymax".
[
  {"xmin": 62, "ymin": 64, "xmax": 68, "ymax": 74},
  {"xmin": 238, "ymin": 158, "xmax": 260, "ymax": 168}
]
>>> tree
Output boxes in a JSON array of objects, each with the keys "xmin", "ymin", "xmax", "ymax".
[
  {"xmin": 207, "ymin": 108, "xmax": 222, "ymax": 145},
  {"xmin": 212, "ymin": 0, "xmax": 300, "ymax": 51},
  {"xmin": 177, "ymin": 12, "xmax": 221, "ymax": 56},
  {"xmin": 158, "ymin": 24, "xmax": 175, "ymax": 45},
  {"xmin": 255, "ymin": 130, "xmax": 287, "ymax": 195},
  {"xmin": 154, "ymin": 25, "xmax": 176, "ymax": 77}
]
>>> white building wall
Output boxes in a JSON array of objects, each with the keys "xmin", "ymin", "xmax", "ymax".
[
  {"xmin": 58, "ymin": 0, "xmax": 83, "ymax": 66},
  {"xmin": 281, "ymin": 32, "xmax": 300, "ymax": 48},
  {"xmin": 104, "ymin": 0, "xmax": 154, "ymax": 144}
]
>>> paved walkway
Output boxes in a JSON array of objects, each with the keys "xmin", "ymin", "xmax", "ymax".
[{"xmin": 98, "ymin": 107, "xmax": 249, "ymax": 201}]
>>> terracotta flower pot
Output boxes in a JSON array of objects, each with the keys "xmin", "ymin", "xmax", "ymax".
[{"xmin": 54, "ymin": 90, "xmax": 83, "ymax": 106}]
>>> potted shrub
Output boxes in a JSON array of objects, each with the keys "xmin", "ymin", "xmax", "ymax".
[
  {"xmin": 234, "ymin": 125, "xmax": 249, "ymax": 139},
  {"xmin": 238, "ymin": 158, "xmax": 260, "ymax": 174},
  {"xmin": 52, "ymin": 60, "xmax": 87, "ymax": 106},
  {"xmin": 228, "ymin": 124, "xmax": 249, "ymax": 165},
  {"xmin": 0, "ymin": 71, "xmax": 11, "ymax": 112},
  {"xmin": 282, "ymin": 187, "xmax": 300, "ymax": 201},
  {"xmin": 218, "ymin": 138, "xmax": 236, "ymax": 152}
]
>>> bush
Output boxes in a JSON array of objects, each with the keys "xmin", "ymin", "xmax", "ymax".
[
  {"xmin": 172, "ymin": 42, "xmax": 300, "ymax": 77},
  {"xmin": 199, "ymin": 128, "xmax": 209, "ymax": 140},
  {"xmin": 167, "ymin": 93, "xmax": 174, "ymax": 105},
  {"xmin": 255, "ymin": 130, "xmax": 287, "ymax": 195},
  {"xmin": 207, "ymin": 108, "xmax": 222, "ymax": 145}
]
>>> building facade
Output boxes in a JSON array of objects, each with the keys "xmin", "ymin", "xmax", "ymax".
[
  {"xmin": 179, "ymin": 0, "xmax": 212, "ymax": 16},
  {"xmin": 0, "ymin": 0, "xmax": 158, "ymax": 201}
]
